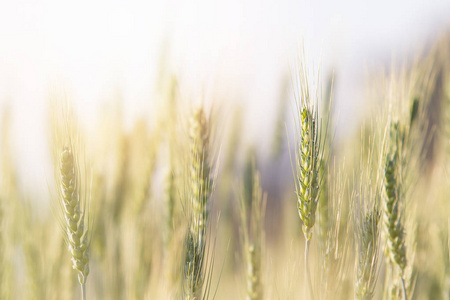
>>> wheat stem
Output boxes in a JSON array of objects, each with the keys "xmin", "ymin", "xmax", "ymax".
[
  {"xmin": 81, "ymin": 283, "xmax": 86, "ymax": 300},
  {"xmin": 400, "ymin": 276, "xmax": 407, "ymax": 300},
  {"xmin": 305, "ymin": 239, "xmax": 314, "ymax": 300}
]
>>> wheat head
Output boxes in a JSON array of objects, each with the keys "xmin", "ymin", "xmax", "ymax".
[{"xmin": 183, "ymin": 105, "xmax": 213, "ymax": 300}]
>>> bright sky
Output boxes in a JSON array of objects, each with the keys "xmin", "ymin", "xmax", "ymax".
[{"xmin": 0, "ymin": 0, "xmax": 449, "ymax": 200}]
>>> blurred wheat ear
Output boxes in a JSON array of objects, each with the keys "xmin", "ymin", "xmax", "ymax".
[
  {"xmin": 239, "ymin": 160, "xmax": 266, "ymax": 300},
  {"xmin": 355, "ymin": 207, "xmax": 381, "ymax": 300},
  {"xmin": 383, "ymin": 122, "xmax": 408, "ymax": 300},
  {"xmin": 182, "ymin": 105, "xmax": 215, "ymax": 300},
  {"xmin": 51, "ymin": 102, "xmax": 92, "ymax": 300}
]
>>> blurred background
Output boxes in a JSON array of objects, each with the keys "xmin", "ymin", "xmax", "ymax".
[{"xmin": 0, "ymin": 0, "xmax": 449, "ymax": 206}]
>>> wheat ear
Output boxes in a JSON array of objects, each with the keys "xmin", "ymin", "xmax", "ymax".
[
  {"xmin": 383, "ymin": 122, "xmax": 408, "ymax": 300},
  {"xmin": 240, "ymin": 164, "xmax": 266, "ymax": 300},
  {"xmin": 292, "ymin": 57, "xmax": 324, "ymax": 300},
  {"xmin": 52, "ymin": 105, "xmax": 92, "ymax": 300},
  {"xmin": 59, "ymin": 146, "xmax": 91, "ymax": 299},
  {"xmin": 183, "ymin": 105, "xmax": 213, "ymax": 300},
  {"xmin": 355, "ymin": 208, "xmax": 381, "ymax": 300},
  {"xmin": 297, "ymin": 107, "xmax": 320, "ymax": 240}
]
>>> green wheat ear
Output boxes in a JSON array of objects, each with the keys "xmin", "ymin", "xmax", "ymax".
[
  {"xmin": 297, "ymin": 107, "xmax": 320, "ymax": 241},
  {"xmin": 383, "ymin": 123, "xmax": 407, "ymax": 273},
  {"xmin": 382, "ymin": 121, "xmax": 410, "ymax": 300},
  {"xmin": 291, "ymin": 55, "xmax": 327, "ymax": 300}
]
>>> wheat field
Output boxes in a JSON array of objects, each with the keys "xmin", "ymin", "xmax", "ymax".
[{"xmin": 0, "ymin": 31, "xmax": 450, "ymax": 300}]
